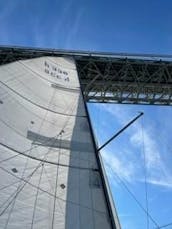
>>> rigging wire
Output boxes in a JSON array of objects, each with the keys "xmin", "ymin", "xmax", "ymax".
[
  {"xmin": 1, "ymin": 86, "xmax": 57, "ymax": 125},
  {"xmin": 30, "ymin": 89, "xmax": 56, "ymax": 228},
  {"xmin": 0, "ymin": 75, "xmax": 92, "ymax": 170},
  {"xmin": 2, "ymin": 95, "xmax": 54, "ymax": 227},
  {"xmin": 0, "ymin": 129, "xmax": 61, "ymax": 218},
  {"xmin": 0, "ymin": 144, "xmax": 65, "ymax": 221},
  {"xmin": 0, "ymin": 117, "xmax": 94, "ymax": 166},
  {"xmin": 0, "ymin": 87, "xmax": 100, "ymax": 227},
  {"xmin": 31, "ymin": 164, "xmax": 44, "ymax": 229},
  {"xmin": 0, "ymin": 162, "xmax": 42, "ymax": 217},
  {"xmin": 1, "ymin": 93, "xmax": 54, "ymax": 126},
  {"xmin": 0, "ymin": 89, "xmax": 66, "ymax": 222},
  {"xmin": 2, "ymin": 92, "xmax": 55, "ymax": 226},
  {"xmin": 0, "ymin": 91, "xmax": 86, "ymax": 224},
  {"xmin": 0, "ymin": 95, "xmax": 90, "ymax": 165},
  {"xmin": 43, "ymin": 167, "xmax": 54, "ymax": 191},
  {"xmin": 0, "ymin": 180, "xmax": 21, "ymax": 192},
  {"xmin": 0, "ymin": 166, "xmax": 107, "ymax": 216},
  {"xmin": 52, "ymin": 132, "xmax": 62, "ymax": 229},
  {"xmin": 0, "ymin": 80, "xmax": 86, "ymax": 117},
  {"xmin": 156, "ymin": 222, "xmax": 172, "ymax": 229},
  {"xmin": 0, "ymin": 70, "xmax": 105, "ymax": 227},
  {"xmin": 32, "ymin": 88, "xmax": 66, "ymax": 226},
  {"xmin": 103, "ymin": 158, "xmax": 160, "ymax": 228},
  {"xmin": 4, "ymin": 153, "xmax": 30, "ymax": 228},
  {"xmin": 0, "ymin": 87, "xmax": 93, "ymax": 167},
  {"xmin": 141, "ymin": 116, "xmax": 149, "ymax": 229},
  {"xmin": 0, "ymin": 94, "xmax": 97, "ymax": 170},
  {"xmin": 17, "ymin": 77, "xmax": 73, "ymax": 115},
  {"xmin": 0, "ymin": 141, "xmax": 96, "ymax": 171},
  {"xmin": 42, "ymin": 166, "xmax": 65, "ymax": 216}
]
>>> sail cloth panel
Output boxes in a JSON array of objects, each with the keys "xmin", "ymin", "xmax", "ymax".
[{"xmin": 0, "ymin": 57, "xmax": 111, "ymax": 229}]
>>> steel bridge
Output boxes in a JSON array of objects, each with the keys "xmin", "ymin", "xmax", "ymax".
[{"xmin": 0, "ymin": 46, "xmax": 172, "ymax": 105}]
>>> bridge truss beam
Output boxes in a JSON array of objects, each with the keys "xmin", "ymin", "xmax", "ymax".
[
  {"xmin": 0, "ymin": 46, "xmax": 172, "ymax": 105},
  {"xmin": 77, "ymin": 58, "xmax": 172, "ymax": 105}
]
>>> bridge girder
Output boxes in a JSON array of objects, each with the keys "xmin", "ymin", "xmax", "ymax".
[
  {"xmin": 77, "ymin": 58, "xmax": 172, "ymax": 105},
  {"xmin": 0, "ymin": 46, "xmax": 172, "ymax": 105}
]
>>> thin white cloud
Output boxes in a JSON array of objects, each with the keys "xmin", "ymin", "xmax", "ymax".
[
  {"xmin": 97, "ymin": 104, "xmax": 172, "ymax": 189},
  {"xmin": 65, "ymin": 8, "xmax": 84, "ymax": 49},
  {"xmin": 102, "ymin": 150, "xmax": 135, "ymax": 182},
  {"xmin": 31, "ymin": 0, "xmax": 85, "ymax": 49}
]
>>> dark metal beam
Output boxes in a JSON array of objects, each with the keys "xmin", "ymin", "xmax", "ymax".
[
  {"xmin": 0, "ymin": 46, "xmax": 172, "ymax": 105},
  {"xmin": 98, "ymin": 112, "xmax": 144, "ymax": 152}
]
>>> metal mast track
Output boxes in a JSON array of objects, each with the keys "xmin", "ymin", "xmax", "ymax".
[{"xmin": 0, "ymin": 45, "xmax": 172, "ymax": 106}]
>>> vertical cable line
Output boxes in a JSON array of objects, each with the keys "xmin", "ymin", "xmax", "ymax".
[
  {"xmin": 1, "ymin": 84, "xmax": 50, "ymax": 228},
  {"xmin": 0, "ymin": 165, "xmax": 109, "ymax": 216},
  {"xmin": 0, "ymin": 117, "xmax": 72, "ymax": 165},
  {"xmin": 0, "ymin": 60, "xmax": 89, "ymax": 227},
  {"xmin": 0, "ymin": 180, "xmax": 21, "ymax": 192},
  {"xmin": 30, "ymin": 164, "xmax": 44, "ymax": 229},
  {"xmin": 0, "ymin": 137, "xmax": 66, "ymax": 221},
  {"xmin": 141, "ymin": 117, "xmax": 149, "ymax": 229},
  {"xmin": 0, "ymin": 86, "xmax": 79, "ymax": 165},
  {"xmin": 76, "ymin": 59, "xmax": 117, "ymax": 229},
  {"xmin": 0, "ymin": 80, "xmax": 85, "ymax": 117},
  {"xmin": 3, "ymin": 98, "xmax": 49, "ymax": 229},
  {"xmin": 0, "ymin": 86, "xmax": 57, "ymax": 227},
  {"xmin": 30, "ymin": 88, "xmax": 58, "ymax": 228},
  {"xmin": 1, "ymin": 147, "xmax": 44, "ymax": 222},
  {"xmin": 3, "ymin": 155, "xmax": 30, "ymax": 229},
  {"xmin": 0, "ymin": 162, "xmax": 42, "ymax": 217},
  {"xmin": 2, "ymin": 120, "xmax": 44, "ymax": 228},
  {"xmin": 157, "ymin": 222, "xmax": 172, "ymax": 228},
  {"xmin": 43, "ymin": 167, "xmax": 54, "ymax": 191},
  {"xmin": 43, "ymin": 165, "xmax": 64, "ymax": 215},
  {"xmin": 0, "ymin": 86, "xmax": 57, "ymax": 125},
  {"xmin": 103, "ymin": 159, "xmax": 160, "ymax": 228},
  {"xmin": 51, "ymin": 131, "xmax": 63, "ymax": 229}
]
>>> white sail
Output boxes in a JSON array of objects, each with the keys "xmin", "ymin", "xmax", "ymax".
[{"xmin": 0, "ymin": 56, "xmax": 113, "ymax": 229}]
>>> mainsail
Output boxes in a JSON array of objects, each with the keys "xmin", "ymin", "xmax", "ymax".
[{"xmin": 0, "ymin": 56, "xmax": 118, "ymax": 228}]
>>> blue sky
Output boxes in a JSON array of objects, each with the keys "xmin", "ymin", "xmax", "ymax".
[
  {"xmin": 0, "ymin": 0, "xmax": 172, "ymax": 228},
  {"xmin": 0, "ymin": 0, "xmax": 172, "ymax": 54},
  {"xmin": 88, "ymin": 104, "xmax": 172, "ymax": 229}
]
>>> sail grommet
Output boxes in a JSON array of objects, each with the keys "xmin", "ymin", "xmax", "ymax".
[
  {"xmin": 60, "ymin": 184, "xmax": 66, "ymax": 189},
  {"xmin": 11, "ymin": 168, "xmax": 18, "ymax": 173}
]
